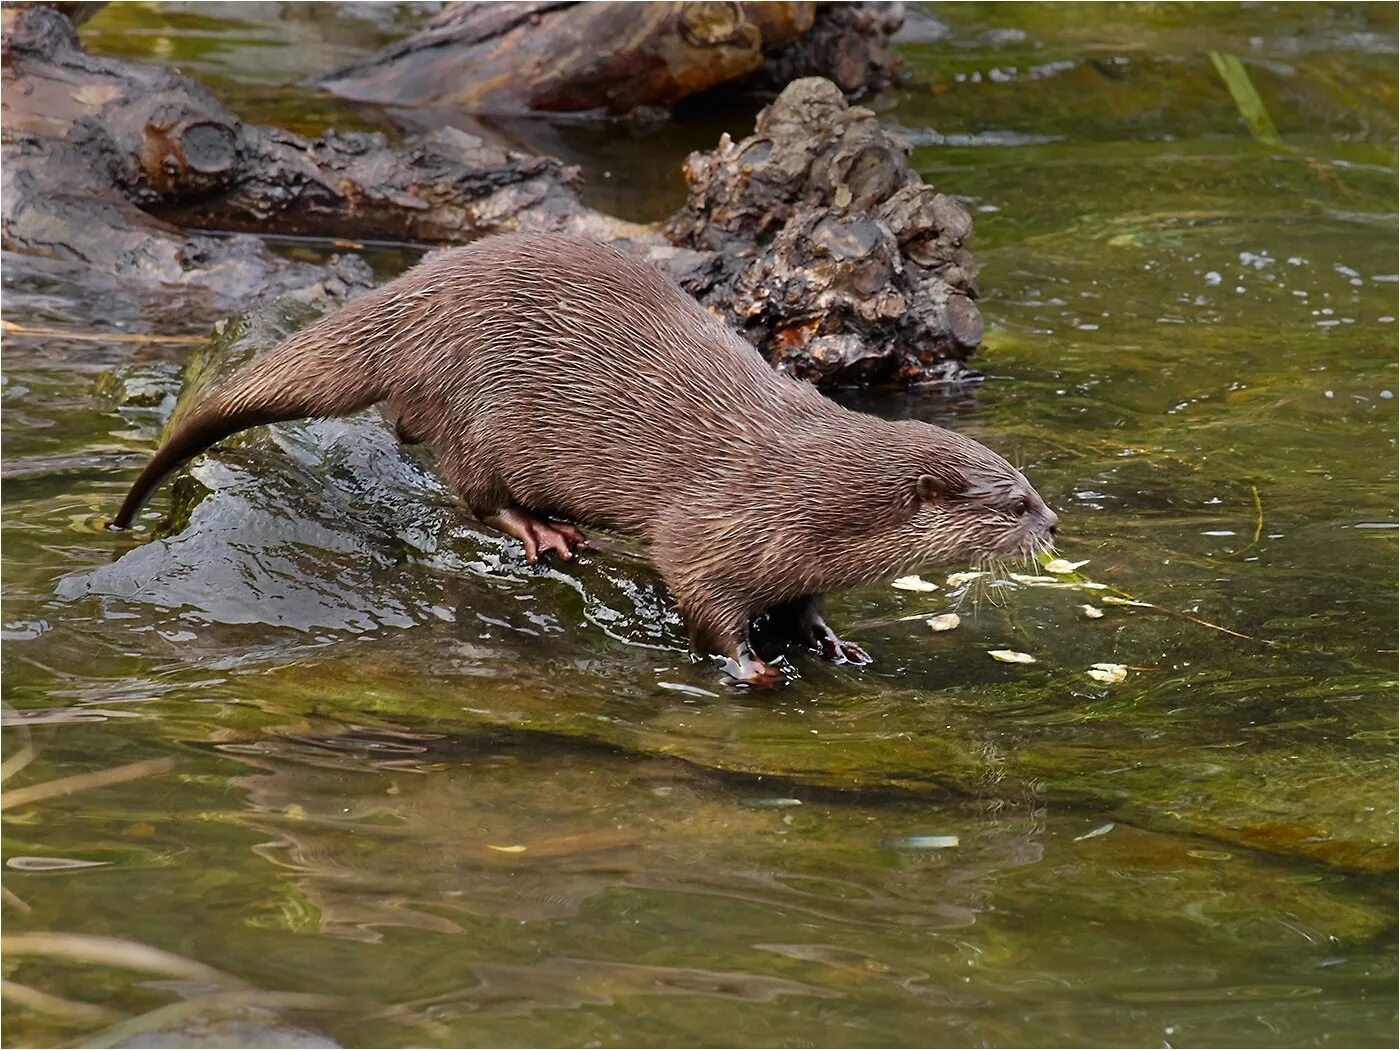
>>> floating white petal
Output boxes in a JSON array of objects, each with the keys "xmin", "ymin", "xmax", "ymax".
[
  {"xmin": 1073, "ymin": 823, "xmax": 1115, "ymax": 842},
  {"xmin": 946, "ymin": 570, "xmax": 987, "ymax": 587},
  {"xmin": 892, "ymin": 575, "xmax": 938, "ymax": 592},
  {"xmin": 1087, "ymin": 663, "xmax": 1128, "ymax": 683},
  {"xmin": 988, "ymin": 649, "xmax": 1036, "ymax": 664}
]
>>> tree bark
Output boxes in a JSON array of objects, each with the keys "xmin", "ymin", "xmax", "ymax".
[
  {"xmin": 316, "ymin": 2, "xmax": 900, "ymax": 115},
  {"xmin": 0, "ymin": 7, "xmax": 372, "ymax": 319}
]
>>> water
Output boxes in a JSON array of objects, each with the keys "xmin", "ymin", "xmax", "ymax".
[{"xmin": 4, "ymin": 4, "xmax": 1396, "ymax": 1046}]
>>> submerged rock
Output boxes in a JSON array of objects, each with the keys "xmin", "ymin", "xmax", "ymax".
[{"xmin": 108, "ymin": 1006, "xmax": 339, "ymax": 1049}]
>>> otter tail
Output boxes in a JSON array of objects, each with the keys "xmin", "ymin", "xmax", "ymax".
[{"xmin": 110, "ymin": 325, "xmax": 386, "ymax": 530}]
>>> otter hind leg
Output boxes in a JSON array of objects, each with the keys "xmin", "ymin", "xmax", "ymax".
[
  {"xmin": 482, "ymin": 506, "xmax": 587, "ymax": 563},
  {"xmin": 769, "ymin": 596, "xmax": 871, "ymax": 666},
  {"xmin": 436, "ymin": 452, "xmax": 585, "ymax": 564}
]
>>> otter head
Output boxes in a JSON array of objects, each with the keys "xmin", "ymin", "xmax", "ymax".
[{"xmin": 900, "ymin": 426, "xmax": 1058, "ymax": 568}]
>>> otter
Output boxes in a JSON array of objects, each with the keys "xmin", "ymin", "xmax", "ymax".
[{"xmin": 111, "ymin": 233, "xmax": 1058, "ymax": 684}]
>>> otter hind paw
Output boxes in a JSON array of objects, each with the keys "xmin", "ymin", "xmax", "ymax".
[{"xmin": 484, "ymin": 507, "xmax": 587, "ymax": 563}]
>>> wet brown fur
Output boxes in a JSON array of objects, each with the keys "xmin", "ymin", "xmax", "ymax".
[{"xmin": 113, "ymin": 233, "xmax": 1057, "ymax": 680}]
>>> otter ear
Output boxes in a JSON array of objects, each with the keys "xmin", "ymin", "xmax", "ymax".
[{"xmin": 916, "ymin": 470, "xmax": 967, "ymax": 503}]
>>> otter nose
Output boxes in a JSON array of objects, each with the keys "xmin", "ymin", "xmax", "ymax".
[{"xmin": 1044, "ymin": 507, "xmax": 1060, "ymax": 536}]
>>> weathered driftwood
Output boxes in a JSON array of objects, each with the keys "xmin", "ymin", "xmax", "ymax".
[
  {"xmin": 0, "ymin": 6, "xmax": 634, "ymax": 320},
  {"xmin": 743, "ymin": 2, "xmax": 904, "ymax": 96},
  {"xmin": 1, "ymin": 7, "xmax": 371, "ymax": 316},
  {"xmin": 1, "ymin": 5, "xmax": 637, "ymax": 236},
  {"xmin": 664, "ymin": 78, "xmax": 983, "ymax": 385},
  {"xmin": 5, "ymin": 0, "xmax": 105, "ymax": 25},
  {"xmin": 3, "ymin": 7, "xmax": 979, "ymax": 385},
  {"xmin": 317, "ymin": 2, "xmax": 902, "ymax": 115}
]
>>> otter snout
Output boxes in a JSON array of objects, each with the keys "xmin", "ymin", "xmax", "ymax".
[
  {"xmin": 1002, "ymin": 487, "xmax": 1058, "ymax": 556},
  {"xmin": 1025, "ymin": 499, "xmax": 1059, "ymax": 552}
]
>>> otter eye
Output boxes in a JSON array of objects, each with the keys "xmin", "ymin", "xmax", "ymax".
[{"xmin": 1011, "ymin": 496, "xmax": 1030, "ymax": 517}]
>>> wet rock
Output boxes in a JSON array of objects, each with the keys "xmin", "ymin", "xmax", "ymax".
[{"xmin": 94, "ymin": 363, "xmax": 182, "ymax": 413}]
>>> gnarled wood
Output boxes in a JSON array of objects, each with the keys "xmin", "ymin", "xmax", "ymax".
[
  {"xmin": 0, "ymin": 5, "xmax": 634, "ymax": 321},
  {"xmin": 318, "ymin": 2, "xmax": 814, "ymax": 114},
  {"xmin": 2, "ymin": 7, "xmax": 979, "ymax": 386},
  {"xmin": 317, "ymin": 2, "xmax": 902, "ymax": 115},
  {"xmin": 665, "ymin": 78, "xmax": 983, "ymax": 386}
]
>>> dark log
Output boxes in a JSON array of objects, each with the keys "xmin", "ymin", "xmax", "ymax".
[
  {"xmin": 746, "ymin": 2, "xmax": 904, "ymax": 95},
  {"xmin": 4, "ymin": 0, "xmax": 105, "ymax": 26},
  {"xmin": 0, "ymin": 9, "xmax": 373, "ymax": 319},
  {"xmin": 0, "ymin": 5, "xmax": 637, "ymax": 322},
  {"xmin": 0, "ymin": 6, "xmax": 629, "ymax": 240},
  {"xmin": 2, "ymin": 8, "xmax": 979, "ymax": 385},
  {"xmin": 317, "ymin": 1, "xmax": 901, "ymax": 115}
]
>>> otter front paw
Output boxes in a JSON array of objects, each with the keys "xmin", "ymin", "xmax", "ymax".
[
  {"xmin": 820, "ymin": 636, "xmax": 872, "ymax": 665},
  {"xmin": 810, "ymin": 623, "xmax": 872, "ymax": 666},
  {"xmin": 720, "ymin": 644, "xmax": 785, "ymax": 688}
]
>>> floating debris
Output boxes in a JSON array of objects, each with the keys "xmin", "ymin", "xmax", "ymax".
[
  {"xmin": 891, "ymin": 575, "xmax": 938, "ymax": 592},
  {"xmin": 657, "ymin": 681, "xmax": 721, "ymax": 698},
  {"xmin": 886, "ymin": 834, "xmax": 960, "ymax": 850},
  {"xmin": 1226, "ymin": 485, "xmax": 1265, "ymax": 559},
  {"xmin": 946, "ymin": 571, "xmax": 986, "ymax": 587},
  {"xmin": 0, "ymin": 319, "xmax": 204, "ymax": 346},
  {"xmin": 742, "ymin": 797, "xmax": 803, "ymax": 809},
  {"xmin": 1044, "ymin": 558, "xmax": 1090, "ymax": 574},
  {"xmin": 6, "ymin": 857, "xmax": 109, "ymax": 871},
  {"xmin": 1074, "ymin": 823, "xmax": 1115, "ymax": 842},
  {"xmin": 1, "ymin": 758, "xmax": 174, "ymax": 811},
  {"xmin": 1009, "ymin": 572, "xmax": 1066, "ymax": 585},
  {"xmin": 926, "ymin": 613, "xmax": 961, "ymax": 632},
  {"xmin": 1188, "ymin": 848, "xmax": 1234, "ymax": 861},
  {"xmin": 1087, "ymin": 663, "xmax": 1128, "ymax": 684},
  {"xmin": 1101, "ymin": 596, "xmax": 1153, "ymax": 608},
  {"xmin": 1082, "ymin": 604, "xmax": 1105, "ymax": 619},
  {"xmin": 485, "ymin": 844, "xmax": 527, "ymax": 854},
  {"xmin": 988, "ymin": 649, "xmax": 1036, "ymax": 665}
]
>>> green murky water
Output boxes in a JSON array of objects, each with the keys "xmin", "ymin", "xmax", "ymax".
[{"xmin": 4, "ymin": 4, "xmax": 1396, "ymax": 1047}]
